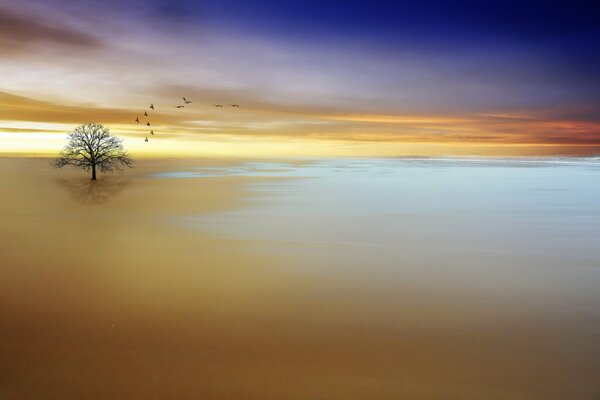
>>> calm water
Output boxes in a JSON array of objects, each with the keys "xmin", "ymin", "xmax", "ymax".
[
  {"xmin": 176, "ymin": 157, "xmax": 600, "ymax": 270},
  {"xmin": 2, "ymin": 157, "xmax": 599, "ymax": 399},
  {"xmin": 177, "ymin": 157, "xmax": 600, "ymax": 347},
  {"xmin": 173, "ymin": 158, "xmax": 600, "ymax": 382}
]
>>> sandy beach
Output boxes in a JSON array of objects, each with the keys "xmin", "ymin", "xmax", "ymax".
[{"xmin": 1, "ymin": 156, "xmax": 599, "ymax": 400}]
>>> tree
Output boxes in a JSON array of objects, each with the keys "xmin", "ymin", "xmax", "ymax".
[{"xmin": 53, "ymin": 123, "xmax": 133, "ymax": 180}]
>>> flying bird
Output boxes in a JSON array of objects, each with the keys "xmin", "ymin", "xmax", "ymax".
[
  {"xmin": 175, "ymin": 105, "xmax": 184, "ymax": 108},
  {"xmin": 183, "ymin": 97, "xmax": 192, "ymax": 104},
  {"xmin": 144, "ymin": 111, "xmax": 148, "ymax": 117},
  {"xmin": 231, "ymin": 104, "xmax": 240, "ymax": 107},
  {"xmin": 150, "ymin": 130, "xmax": 154, "ymax": 135},
  {"xmin": 147, "ymin": 122, "xmax": 150, "ymax": 126},
  {"xmin": 145, "ymin": 137, "xmax": 148, "ymax": 142},
  {"xmin": 214, "ymin": 104, "xmax": 223, "ymax": 107},
  {"xmin": 135, "ymin": 117, "xmax": 139, "ymax": 123},
  {"xmin": 150, "ymin": 104, "xmax": 154, "ymax": 110}
]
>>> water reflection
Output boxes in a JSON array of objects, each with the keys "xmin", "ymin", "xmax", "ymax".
[{"xmin": 56, "ymin": 177, "xmax": 130, "ymax": 205}]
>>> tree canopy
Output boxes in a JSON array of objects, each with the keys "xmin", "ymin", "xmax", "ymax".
[{"xmin": 53, "ymin": 123, "xmax": 133, "ymax": 180}]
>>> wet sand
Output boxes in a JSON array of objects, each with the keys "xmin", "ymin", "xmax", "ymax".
[{"xmin": 1, "ymin": 157, "xmax": 599, "ymax": 400}]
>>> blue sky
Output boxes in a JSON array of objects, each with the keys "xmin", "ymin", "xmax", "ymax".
[{"xmin": 0, "ymin": 0, "xmax": 599, "ymax": 155}]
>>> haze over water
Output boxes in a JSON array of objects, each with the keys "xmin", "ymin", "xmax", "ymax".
[
  {"xmin": 1, "ymin": 156, "xmax": 599, "ymax": 400},
  {"xmin": 180, "ymin": 157, "xmax": 600, "ymax": 267},
  {"xmin": 174, "ymin": 157, "xmax": 600, "ymax": 398}
]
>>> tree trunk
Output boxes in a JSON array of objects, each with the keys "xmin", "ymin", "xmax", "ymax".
[{"xmin": 91, "ymin": 164, "xmax": 97, "ymax": 180}]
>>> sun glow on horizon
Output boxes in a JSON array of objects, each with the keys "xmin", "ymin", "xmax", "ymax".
[{"xmin": 0, "ymin": 1, "xmax": 598, "ymax": 157}]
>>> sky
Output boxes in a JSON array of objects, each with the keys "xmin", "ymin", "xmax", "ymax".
[{"xmin": 1, "ymin": 0, "xmax": 599, "ymax": 157}]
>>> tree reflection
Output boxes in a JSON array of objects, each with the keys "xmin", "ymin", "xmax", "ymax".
[{"xmin": 57, "ymin": 177, "xmax": 130, "ymax": 205}]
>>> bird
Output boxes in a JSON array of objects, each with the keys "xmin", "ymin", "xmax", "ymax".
[
  {"xmin": 214, "ymin": 104, "xmax": 223, "ymax": 107},
  {"xmin": 150, "ymin": 103, "xmax": 154, "ymax": 110},
  {"xmin": 144, "ymin": 111, "xmax": 148, "ymax": 117},
  {"xmin": 135, "ymin": 117, "xmax": 139, "ymax": 123},
  {"xmin": 231, "ymin": 104, "xmax": 240, "ymax": 107},
  {"xmin": 145, "ymin": 137, "xmax": 148, "ymax": 142},
  {"xmin": 175, "ymin": 105, "xmax": 184, "ymax": 108},
  {"xmin": 147, "ymin": 122, "xmax": 150, "ymax": 126},
  {"xmin": 150, "ymin": 130, "xmax": 154, "ymax": 135},
  {"xmin": 183, "ymin": 97, "xmax": 192, "ymax": 104}
]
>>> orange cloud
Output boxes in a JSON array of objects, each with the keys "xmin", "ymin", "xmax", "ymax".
[{"xmin": 1, "ymin": 90, "xmax": 599, "ymax": 157}]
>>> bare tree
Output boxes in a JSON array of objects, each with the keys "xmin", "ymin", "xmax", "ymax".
[{"xmin": 53, "ymin": 123, "xmax": 133, "ymax": 180}]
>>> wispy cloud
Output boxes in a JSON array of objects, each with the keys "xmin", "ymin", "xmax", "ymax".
[
  {"xmin": 0, "ymin": 1, "xmax": 599, "ymax": 156},
  {"xmin": 0, "ymin": 8, "xmax": 101, "ymax": 54},
  {"xmin": 2, "ymin": 90, "xmax": 599, "ymax": 149}
]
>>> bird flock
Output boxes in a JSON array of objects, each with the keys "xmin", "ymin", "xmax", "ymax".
[
  {"xmin": 136, "ymin": 98, "xmax": 240, "ymax": 142},
  {"xmin": 135, "ymin": 103, "xmax": 155, "ymax": 142}
]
